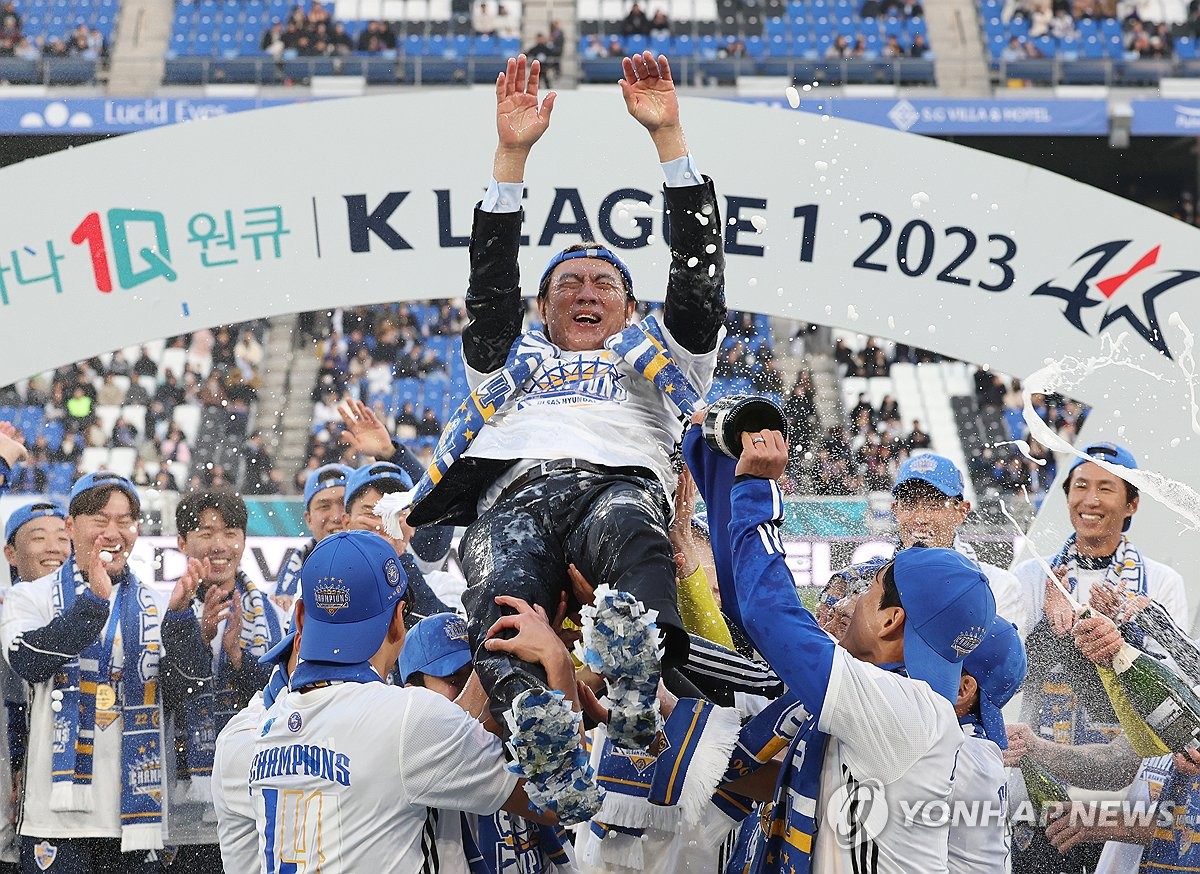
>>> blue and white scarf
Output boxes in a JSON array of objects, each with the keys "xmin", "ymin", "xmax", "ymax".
[
  {"xmin": 408, "ymin": 316, "xmax": 703, "ymax": 512},
  {"xmin": 50, "ymin": 556, "xmax": 165, "ymax": 851},
  {"xmin": 465, "ymin": 810, "xmax": 577, "ymax": 873},
  {"xmin": 181, "ymin": 573, "xmax": 282, "ymax": 802},
  {"xmin": 580, "ymin": 698, "xmax": 740, "ymax": 870},
  {"xmin": 1050, "ymin": 532, "xmax": 1148, "ymax": 603},
  {"xmin": 1141, "ymin": 764, "xmax": 1200, "ymax": 873}
]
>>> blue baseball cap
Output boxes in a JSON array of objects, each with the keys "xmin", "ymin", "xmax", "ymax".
[
  {"xmin": 298, "ymin": 530, "xmax": 409, "ymax": 665},
  {"xmin": 1068, "ymin": 440, "xmax": 1137, "ymax": 477},
  {"xmin": 963, "ymin": 616, "xmax": 1027, "ymax": 750},
  {"xmin": 892, "ymin": 547, "xmax": 996, "ymax": 705},
  {"xmin": 68, "ymin": 471, "xmax": 139, "ymax": 512},
  {"xmin": 398, "ymin": 612, "xmax": 472, "ymax": 684},
  {"xmin": 303, "ymin": 463, "xmax": 352, "ymax": 509},
  {"xmin": 1067, "ymin": 441, "xmax": 1138, "ymax": 531},
  {"xmin": 538, "ymin": 246, "xmax": 634, "ymax": 297},
  {"xmin": 344, "ymin": 462, "xmax": 413, "ymax": 510},
  {"xmin": 893, "ymin": 453, "xmax": 965, "ymax": 499},
  {"xmin": 5, "ymin": 501, "xmax": 66, "ymax": 545}
]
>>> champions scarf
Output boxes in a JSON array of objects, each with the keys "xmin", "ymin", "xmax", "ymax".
[
  {"xmin": 465, "ymin": 810, "xmax": 578, "ymax": 873},
  {"xmin": 405, "ymin": 316, "xmax": 702, "ymax": 515},
  {"xmin": 181, "ymin": 573, "xmax": 283, "ymax": 802},
  {"xmin": 1141, "ymin": 765, "xmax": 1200, "ymax": 873},
  {"xmin": 580, "ymin": 698, "xmax": 740, "ymax": 871},
  {"xmin": 50, "ymin": 557, "xmax": 165, "ymax": 851}
]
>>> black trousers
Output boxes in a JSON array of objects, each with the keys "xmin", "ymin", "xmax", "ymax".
[
  {"xmin": 19, "ymin": 836, "xmax": 160, "ymax": 874},
  {"xmin": 461, "ymin": 469, "xmax": 686, "ymax": 726}
]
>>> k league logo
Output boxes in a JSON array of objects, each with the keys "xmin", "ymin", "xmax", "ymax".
[{"xmin": 1032, "ymin": 240, "xmax": 1200, "ymax": 359}]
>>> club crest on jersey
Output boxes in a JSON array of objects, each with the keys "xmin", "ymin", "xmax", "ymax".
[
  {"xmin": 384, "ymin": 558, "xmax": 402, "ymax": 587},
  {"xmin": 288, "ymin": 711, "xmax": 303, "ymax": 732},
  {"xmin": 33, "ymin": 840, "xmax": 56, "ymax": 870},
  {"xmin": 444, "ymin": 616, "xmax": 469, "ymax": 643},
  {"xmin": 314, "ymin": 578, "xmax": 351, "ymax": 616},
  {"xmin": 952, "ymin": 626, "xmax": 986, "ymax": 657}
]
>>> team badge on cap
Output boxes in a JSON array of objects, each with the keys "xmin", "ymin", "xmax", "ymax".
[
  {"xmin": 910, "ymin": 456, "xmax": 938, "ymax": 473},
  {"xmin": 384, "ymin": 558, "xmax": 401, "ymax": 587},
  {"xmin": 444, "ymin": 616, "xmax": 469, "ymax": 642},
  {"xmin": 313, "ymin": 579, "xmax": 351, "ymax": 616},
  {"xmin": 288, "ymin": 712, "xmax": 303, "ymax": 732},
  {"xmin": 952, "ymin": 625, "xmax": 987, "ymax": 656}
]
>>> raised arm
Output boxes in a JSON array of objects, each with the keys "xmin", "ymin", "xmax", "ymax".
[
  {"xmin": 463, "ymin": 55, "xmax": 557, "ymax": 374},
  {"xmin": 622, "ymin": 53, "xmax": 726, "ymax": 353}
]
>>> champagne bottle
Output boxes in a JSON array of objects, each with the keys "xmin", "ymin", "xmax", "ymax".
[
  {"xmin": 1018, "ymin": 757, "xmax": 1070, "ymax": 825},
  {"xmin": 1109, "ymin": 640, "xmax": 1200, "ymax": 752}
]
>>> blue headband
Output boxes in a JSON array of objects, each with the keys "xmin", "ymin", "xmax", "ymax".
[{"xmin": 539, "ymin": 247, "xmax": 635, "ymax": 297}]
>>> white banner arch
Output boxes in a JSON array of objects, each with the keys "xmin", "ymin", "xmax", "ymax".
[{"xmin": 3, "ymin": 90, "xmax": 1199, "ymax": 614}]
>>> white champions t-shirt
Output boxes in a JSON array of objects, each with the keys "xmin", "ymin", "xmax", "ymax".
[
  {"xmin": 212, "ymin": 691, "xmax": 266, "ymax": 873},
  {"xmin": 0, "ymin": 568, "xmax": 168, "ymax": 839},
  {"xmin": 250, "ymin": 681, "xmax": 518, "ymax": 874},
  {"xmin": 813, "ymin": 647, "xmax": 965, "ymax": 874},
  {"xmin": 948, "ymin": 727, "xmax": 1010, "ymax": 874},
  {"xmin": 465, "ymin": 321, "xmax": 720, "ymax": 513}
]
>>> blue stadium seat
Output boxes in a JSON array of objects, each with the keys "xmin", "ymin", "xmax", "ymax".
[
  {"xmin": 766, "ymin": 16, "xmax": 789, "ymax": 37},
  {"xmin": 1178, "ymin": 37, "xmax": 1196, "ymax": 59},
  {"xmin": 766, "ymin": 32, "xmax": 793, "ymax": 54},
  {"xmin": 673, "ymin": 33, "xmax": 694, "ymax": 55},
  {"xmin": 1100, "ymin": 16, "xmax": 1121, "ymax": 39},
  {"xmin": 1032, "ymin": 34, "xmax": 1055, "ymax": 56},
  {"xmin": 1081, "ymin": 34, "xmax": 1104, "ymax": 58},
  {"xmin": 17, "ymin": 407, "xmax": 43, "ymax": 437},
  {"xmin": 626, "ymin": 33, "xmax": 649, "ymax": 54},
  {"xmin": 1007, "ymin": 17, "xmax": 1028, "ymax": 38},
  {"xmin": 649, "ymin": 33, "xmax": 671, "ymax": 54},
  {"xmin": 1076, "ymin": 17, "xmax": 1097, "ymax": 39},
  {"xmin": 745, "ymin": 34, "xmax": 766, "ymax": 56},
  {"xmin": 473, "ymin": 33, "xmax": 498, "ymax": 55},
  {"xmin": 42, "ymin": 420, "xmax": 65, "ymax": 452}
]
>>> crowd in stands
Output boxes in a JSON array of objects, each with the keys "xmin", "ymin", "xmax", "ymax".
[
  {"xmin": 0, "ymin": 5, "xmax": 107, "ymax": 61},
  {"xmin": 260, "ymin": 3, "xmax": 363, "ymax": 58},
  {"xmin": 973, "ymin": 368, "xmax": 1086, "ymax": 505},
  {"xmin": 0, "ymin": 321, "xmax": 280, "ymax": 527},
  {"xmin": 993, "ymin": 0, "xmax": 1200, "ymax": 60}
]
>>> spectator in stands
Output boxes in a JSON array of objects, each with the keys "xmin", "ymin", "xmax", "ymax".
[
  {"xmin": 0, "ymin": 13, "xmax": 18, "ymax": 54},
  {"xmin": 1050, "ymin": 7, "xmax": 1078, "ymax": 37},
  {"xmin": 649, "ymin": 8, "xmax": 671, "ymax": 36},
  {"xmin": 877, "ymin": 394, "xmax": 901, "ymax": 423},
  {"xmin": 1001, "ymin": 34, "xmax": 1026, "ymax": 59},
  {"xmin": 262, "ymin": 22, "xmax": 285, "ymax": 57},
  {"xmin": 826, "ymin": 34, "xmax": 852, "ymax": 57},
  {"xmin": 312, "ymin": 387, "xmax": 342, "ymax": 436},
  {"xmin": 473, "ymin": 1, "xmax": 498, "ymax": 35},
  {"xmin": 161, "ymin": 424, "xmax": 192, "ymax": 466},
  {"xmin": 42, "ymin": 36, "xmax": 68, "ymax": 57},
  {"xmin": 84, "ymin": 417, "xmax": 107, "ymax": 448},
  {"xmin": 719, "ymin": 36, "xmax": 748, "ymax": 56},
  {"xmin": 906, "ymin": 419, "xmax": 932, "ymax": 451},
  {"xmin": 133, "ymin": 346, "xmax": 158, "ymax": 379},
  {"xmin": 111, "ymin": 416, "xmax": 139, "ymax": 449},
  {"xmin": 496, "ymin": 3, "xmax": 519, "ymax": 38},
  {"xmin": 753, "ymin": 357, "xmax": 784, "ymax": 395},
  {"xmin": 395, "ymin": 402, "xmax": 420, "ymax": 439},
  {"xmin": 212, "ymin": 327, "xmax": 236, "ymax": 370},
  {"xmin": 606, "ymin": 36, "xmax": 625, "ymax": 55},
  {"xmin": 622, "ymin": 2, "xmax": 652, "ymax": 34},
  {"xmin": 52, "ymin": 429, "xmax": 82, "ymax": 467},
  {"xmin": 583, "ymin": 34, "xmax": 607, "ymax": 57},
  {"xmin": 883, "ymin": 33, "xmax": 904, "ymax": 55},
  {"xmin": 416, "ymin": 409, "xmax": 443, "ymax": 439},
  {"xmin": 524, "ymin": 32, "xmax": 559, "ymax": 84},
  {"xmin": 0, "ymin": 0, "xmax": 19, "ymax": 29},
  {"xmin": 241, "ymin": 432, "xmax": 276, "ymax": 494},
  {"xmin": 862, "ymin": 0, "xmax": 883, "ymax": 15},
  {"xmin": 233, "ymin": 330, "xmax": 263, "ymax": 384},
  {"xmin": 65, "ymin": 385, "xmax": 92, "ymax": 422},
  {"xmin": 107, "ymin": 350, "xmax": 131, "ymax": 377},
  {"xmin": 96, "ymin": 374, "xmax": 124, "ymax": 407}
]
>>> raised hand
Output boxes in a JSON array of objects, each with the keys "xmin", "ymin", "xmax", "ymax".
[
  {"xmin": 339, "ymin": 399, "xmax": 395, "ymax": 460},
  {"xmin": 620, "ymin": 52, "xmax": 679, "ymax": 133},
  {"xmin": 222, "ymin": 592, "xmax": 245, "ymax": 667},
  {"xmin": 0, "ymin": 422, "xmax": 28, "ymax": 469},
  {"xmin": 495, "ymin": 54, "xmax": 556, "ymax": 155},
  {"xmin": 88, "ymin": 535, "xmax": 114, "ymax": 601},
  {"xmin": 170, "ymin": 557, "xmax": 211, "ymax": 614}
]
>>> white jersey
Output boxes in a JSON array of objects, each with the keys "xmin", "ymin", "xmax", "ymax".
[
  {"xmin": 213, "ymin": 691, "xmax": 266, "ymax": 874},
  {"xmin": 0, "ymin": 568, "xmax": 167, "ymax": 839},
  {"xmin": 466, "ymin": 321, "xmax": 719, "ymax": 511},
  {"xmin": 812, "ymin": 648, "xmax": 964, "ymax": 874},
  {"xmin": 947, "ymin": 727, "xmax": 1009, "ymax": 874},
  {"xmin": 1094, "ymin": 754, "xmax": 1173, "ymax": 874},
  {"xmin": 250, "ymin": 680, "xmax": 518, "ymax": 874},
  {"xmin": 1014, "ymin": 553, "xmax": 1188, "ymax": 632},
  {"xmin": 979, "ymin": 562, "xmax": 1027, "ymax": 640}
]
